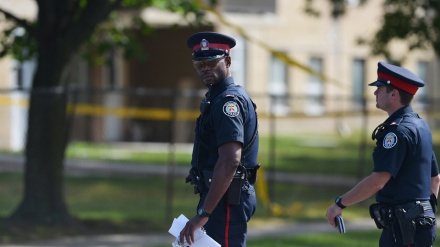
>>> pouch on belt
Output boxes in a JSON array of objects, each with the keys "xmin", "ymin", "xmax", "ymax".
[{"xmin": 201, "ymin": 165, "xmax": 248, "ymax": 205}]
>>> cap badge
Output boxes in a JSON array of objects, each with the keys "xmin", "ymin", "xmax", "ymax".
[
  {"xmin": 200, "ymin": 39, "xmax": 209, "ymax": 51},
  {"xmin": 383, "ymin": 132, "xmax": 397, "ymax": 149}
]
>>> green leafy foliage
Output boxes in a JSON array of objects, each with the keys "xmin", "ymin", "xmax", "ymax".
[
  {"xmin": 305, "ymin": 0, "xmax": 440, "ymax": 62},
  {"xmin": 0, "ymin": 0, "xmax": 210, "ymax": 63},
  {"xmin": 0, "ymin": 23, "xmax": 37, "ymax": 62},
  {"xmin": 369, "ymin": 0, "xmax": 440, "ymax": 61}
]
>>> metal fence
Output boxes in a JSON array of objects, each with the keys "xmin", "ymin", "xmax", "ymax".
[
  {"xmin": 1, "ymin": 87, "xmax": 439, "ymax": 151},
  {"xmin": 0, "ymin": 87, "xmax": 439, "ymax": 224}
]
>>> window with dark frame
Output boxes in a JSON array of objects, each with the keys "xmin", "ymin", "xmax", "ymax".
[
  {"xmin": 352, "ymin": 58, "xmax": 366, "ymax": 111},
  {"xmin": 304, "ymin": 56, "xmax": 325, "ymax": 115},
  {"xmin": 223, "ymin": 0, "xmax": 276, "ymax": 14},
  {"xmin": 416, "ymin": 60, "xmax": 428, "ymax": 104},
  {"xmin": 269, "ymin": 52, "xmax": 289, "ymax": 115}
]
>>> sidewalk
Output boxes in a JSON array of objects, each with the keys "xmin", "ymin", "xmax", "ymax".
[
  {"xmin": 0, "ymin": 154, "xmax": 358, "ymax": 187},
  {"xmin": 0, "ymin": 219, "xmax": 378, "ymax": 247}
]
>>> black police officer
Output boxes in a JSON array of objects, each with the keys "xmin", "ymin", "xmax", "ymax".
[
  {"xmin": 179, "ymin": 32, "xmax": 259, "ymax": 247},
  {"xmin": 326, "ymin": 61, "xmax": 439, "ymax": 246}
]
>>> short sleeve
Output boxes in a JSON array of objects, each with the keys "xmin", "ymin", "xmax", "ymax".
[
  {"xmin": 372, "ymin": 130, "xmax": 407, "ymax": 177},
  {"xmin": 210, "ymin": 98, "xmax": 244, "ymax": 148}
]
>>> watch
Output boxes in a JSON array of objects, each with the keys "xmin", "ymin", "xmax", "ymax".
[
  {"xmin": 197, "ymin": 207, "xmax": 211, "ymax": 217},
  {"xmin": 335, "ymin": 196, "xmax": 347, "ymax": 209}
]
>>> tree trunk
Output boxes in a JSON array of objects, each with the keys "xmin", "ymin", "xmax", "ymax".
[
  {"xmin": 6, "ymin": 0, "xmax": 124, "ymax": 225},
  {"xmin": 9, "ymin": 29, "xmax": 72, "ymax": 224},
  {"xmin": 10, "ymin": 89, "xmax": 71, "ymax": 224}
]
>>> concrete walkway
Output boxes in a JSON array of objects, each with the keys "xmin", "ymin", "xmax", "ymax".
[
  {"xmin": 0, "ymin": 154, "xmax": 358, "ymax": 187},
  {"xmin": 0, "ymin": 219, "xmax": 378, "ymax": 247}
]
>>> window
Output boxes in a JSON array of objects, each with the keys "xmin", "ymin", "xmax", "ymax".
[
  {"xmin": 347, "ymin": 0, "xmax": 362, "ymax": 7},
  {"xmin": 416, "ymin": 61, "xmax": 428, "ymax": 105},
  {"xmin": 305, "ymin": 57, "xmax": 324, "ymax": 115},
  {"xmin": 410, "ymin": 60, "xmax": 429, "ymax": 111},
  {"xmin": 230, "ymin": 37, "xmax": 247, "ymax": 87},
  {"xmin": 10, "ymin": 59, "xmax": 36, "ymax": 151},
  {"xmin": 268, "ymin": 53, "xmax": 289, "ymax": 115},
  {"xmin": 352, "ymin": 58, "xmax": 366, "ymax": 110},
  {"xmin": 223, "ymin": 0, "xmax": 276, "ymax": 14},
  {"xmin": 107, "ymin": 48, "xmax": 117, "ymax": 88},
  {"xmin": 15, "ymin": 59, "xmax": 36, "ymax": 89},
  {"xmin": 103, "ymin": 48, "xmax": 123, "ymax": 141}
]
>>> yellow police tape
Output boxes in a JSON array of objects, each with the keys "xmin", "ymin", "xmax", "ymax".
[
  {"xmin": 256, "ymin": 155, "xmax": 303, "ymax": 216},
  {"xmin": 2, "ymin": 94, "xmax": 303, "ymax": 215},
  {"xmin": 0, "ymin": 95, "xmax": 199, "ymax": 121},
  {"xmin": 67, "ymin": 103, "xmax": 199, "ymax": 120},
  {"xmin": 0, "ymin": 95, "xmax": 28, "ymax": 108},
  {"xmin": 197, "ymin": 0, "xmax": 344, "ymax": 89}
]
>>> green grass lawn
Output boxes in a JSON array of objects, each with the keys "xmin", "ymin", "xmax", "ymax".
[
  {"xmin": 65, "ymin": 131, "xmax": 440, "ymax": 177},
  {"xmin": 0, "ymin": 171, "xmax": 372, "ymax": 243},
  {"xmin": 0, "ymin": 172, "xmax": 370, "ymax": 228}
]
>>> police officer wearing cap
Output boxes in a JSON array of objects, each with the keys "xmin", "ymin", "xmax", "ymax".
[
  {"xmin": 326, "ymin": 61, "xmax": 440, "ymax": 246},
  {"xmin": 179, "ymin": 32, "xmax": 259, "ymax": 247}
]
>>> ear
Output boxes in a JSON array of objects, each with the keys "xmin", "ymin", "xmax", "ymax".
[
  {"xmin": 225, "ymin": 56, "xmax": 231, "ymax": 67},
  {"xmin": 391, "ymin": 89, "xmax": 400, "ymax": 100}
]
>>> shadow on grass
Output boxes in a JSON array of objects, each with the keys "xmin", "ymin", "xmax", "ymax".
[{"xmin": 0, "ymin": 217, "xmax": 159, "ymax": 244}]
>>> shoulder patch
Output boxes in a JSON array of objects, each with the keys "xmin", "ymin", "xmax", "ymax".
[
  {"xmin": 223, "ymin": 101, "xmax": 240, "ymax": 117},
  {"xmin": 383, "ymin": 132, "xmax": 398, "ymax": 149}
]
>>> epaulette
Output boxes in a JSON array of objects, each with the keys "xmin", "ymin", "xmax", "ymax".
[
  {"xmin": 389, "ymin": 117, "xmax": 404, "ymax": 126},
  {"xmin": 389, "ymin": 112, "xmax": 417, "ymax": 126}
]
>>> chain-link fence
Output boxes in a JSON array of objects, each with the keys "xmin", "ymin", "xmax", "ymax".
[
  {"xmin": 0, "ymin": 87, "xmax": 439, "ymax": 226},
  {"xmin": 1, "ymin": 87, "xmax": 439, "ymax": 149}
]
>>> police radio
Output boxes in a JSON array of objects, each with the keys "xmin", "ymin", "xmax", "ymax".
[
  {"xmin": 200, "ymin": 99, "xmax": 210, "ymax": 114},
  {"xmin": 200, "ymin": 84, "xmax": 212, "ymax": 114}
]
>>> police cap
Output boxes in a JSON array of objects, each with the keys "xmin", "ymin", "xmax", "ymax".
[
  {"xmin": 187, "ymin": 32, "xmax": 236, "ymax": 61},
  {"xmin": 369, "ymin": 61, "xmax": 424, "ymax": 95}
]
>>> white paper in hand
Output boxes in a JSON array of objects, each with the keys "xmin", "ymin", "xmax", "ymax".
[
  {"xmin": 168, "ymin": 214, "xmax": 221, "ymax": 247},
  {"xmin": 169, "ymin": 214, "xmax": 189, "ymax": 237}
]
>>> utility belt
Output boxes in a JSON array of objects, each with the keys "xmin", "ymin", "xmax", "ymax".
[
  {"xmin": 185, "ymin": 164, "xmax": 260, "ymax": 205},
  {"xmin": 369, "ymin": 200, "xmax": 436, "ymax": 245}
]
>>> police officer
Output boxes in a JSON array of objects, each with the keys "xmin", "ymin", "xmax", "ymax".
[
  {"xmin": 326, "ymin": 61, "xmax": 440, "ymax": 246},
  {"xmin": 179, "ymin": 32, "xmax": 259, "ymax": 247}
]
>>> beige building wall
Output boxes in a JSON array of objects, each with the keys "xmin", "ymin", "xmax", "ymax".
[
  {"xmin": 0, "ymin": 58, "xmax": 12, "ymax": 148},
  {"xmin": 0, "ymin": 0, "xmax": 438, "ymax": 146},
  {"xmin": 216, "ymin": 0, "xmax": 437, "ymax": 116},
  {"xmin": 0, "ymin": 0, "xmax": 37, "ymax": 150}
]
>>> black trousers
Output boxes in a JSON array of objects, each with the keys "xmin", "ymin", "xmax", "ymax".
[{"xmin": 198, "ymin": 183, "xmax": 256, "ymax": 247}]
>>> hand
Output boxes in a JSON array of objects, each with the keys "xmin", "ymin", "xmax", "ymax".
[
  {"xmin": 179, "ymin": 216, "xmax": 209, "ymax": 245},
  {"xmin": 326, "ymin": 204, "xmax": 343, "ymax": 228}
]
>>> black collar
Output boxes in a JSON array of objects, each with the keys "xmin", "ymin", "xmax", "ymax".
[
  {"xmin": 385, "ymin": 105, "xmax": 413, "ymax": 124},
  {"xmin": 206, "ymin": 77, "xmax": 234, "ymax": 101}
]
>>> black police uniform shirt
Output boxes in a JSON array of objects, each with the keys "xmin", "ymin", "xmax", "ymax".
[
  {"xmin": 191, "ymin": 76, "xmax": 259, "ymax": 172},
  {"xmin": 372, "ymin": 105, "xmax": 439, "ymax": 205}
]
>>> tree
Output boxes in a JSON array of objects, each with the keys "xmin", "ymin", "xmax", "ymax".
[
  {"xmin": 0, "ymin": 0, "xmax": 210, "ymax": 225},
  {"xmin": 366, "ymin": 0, "xmax": 440, "ymax": 63},
  {"xmin": 305, "ymin": 0, "xmax": 440, "ymax": 63}
]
